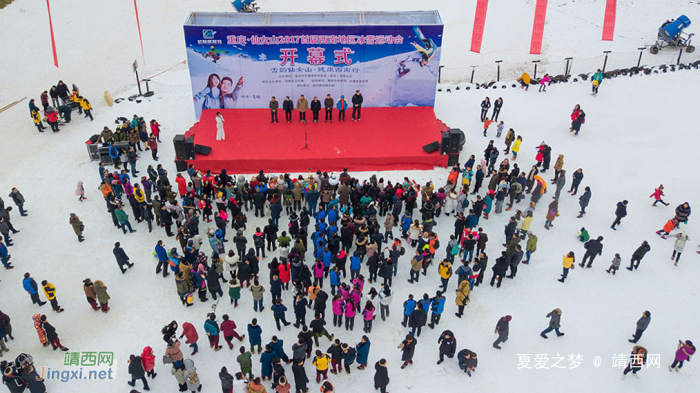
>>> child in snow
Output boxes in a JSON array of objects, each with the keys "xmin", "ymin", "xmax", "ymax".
[
  {"xmin": 75, "ymin": 181, "xmax": 86, "ymax": 202},
  {"xmin": 577, "ymin": 227, "xmax": 590, "ymax": 242},
  {"xmin": 482, "ymin": 118, "xmax": 494, "ymax": 137},
  {"xmin": 656, "ymin": 218, "xmax": 678, "ymax": 239},
  {"xmin": 650, "ymin": 185, "xmax": 669, "ymax": 206},
  {"xmin": 496, "ymin": 121, "xmax": 504, "ymax": 138},
  {"xmin": 606, "ymin": 253, "xmax": 621, "ymax": 275}
]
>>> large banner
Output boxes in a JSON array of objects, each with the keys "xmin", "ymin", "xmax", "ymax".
[{"xmin": 184, "ymin": 24, "xmax": 443, "ymax": 119}]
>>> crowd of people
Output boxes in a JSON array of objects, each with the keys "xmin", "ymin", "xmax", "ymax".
[{"xmin": 29, "ymin": 80, "xmax": 93, "ymax": 133}]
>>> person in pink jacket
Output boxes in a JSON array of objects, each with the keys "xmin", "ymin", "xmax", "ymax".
[
  {"xmin": 332, "ymin": 295, "xmax": 345, "ymax": 328},
  {"xmin": 178, "ymin": 322, "xmax": 199, "ymax": 355},
  {"xmin": 140, "ymin": 346, "xmax": 157, "ymax": 379},
  {"xmin": 538, "ymin": 74, "xmax": 551, "ymax": 92},
  {"xmin": 650, "ymin": 185, "xmax": 670, "ymax": 206},
  {"xmin": 670, "ymin": 340, "xmax": 695, "ymax": 372},
  {"xmin": 362, "ymin": 302, "xmax": 375, "ymax": 333},
  {"xmin": 313, "ymin": 261, "xmax": 325, "ymax": 288},
  {"xmin": 344, "ymin": 300, "xmax": 356, "ymax": 331}
]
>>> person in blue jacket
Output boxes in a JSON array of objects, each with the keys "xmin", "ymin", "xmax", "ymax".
[
  {"xmin": 204, "ymin": 313, "xmax": 222, "ymax": 351},
  {"xmin": 247, "ymin": 318, "xmax": 263, "ymax": 353},
  {"xmin": 336, "ymin": 95, "xmax": 348, "ymax": 122},
  {"xmin": 269, "ymin": 336, "xmax": 290, "ymax": 363},
  {"xmin": 329, "ymin": 267, "xmax": 340, "ymax": 295},
  {"xmin": 466, "ymin": 211, "xmax": 478, "ymax": 229},
  {"xmin": 401, "ymin": 213, "xmax": 412, "ymax": 238},
  {"xmin": 0, "ymin": 237, "xmax": 14, "ymax": 269},
  {"xmin": 355, "ymin": 335, "xmax": 371, "ymax": 369},
  {"xmin": 428, "ymin": 291, "xmax": 446, "ymax": 329},
  {"xmin": 271, "ymin": 298, "xmax": 291, "ymax": 331},
  {"xmin": 154, "ymin": 240, "xmax": 169, "ymax": 277},
  {"xmin": 109, "ymin": 143, "xmax": 120, "ymax": 168},
  {"xmin": 350, "ymin": 251, "xmax": 362, "ymax": 280},
  {"xmin": 401, "ymin": 294, "xmax": 416, "ymax": 327},
  {"xmin": 23, "ymin": 272, "xmax": 45, "ymax": 306},
  {"xmin": 340, "ymin": 343, "xmax": 356, "ymax": 373},
  {"xmin": 260, "ymin": 344, "xmax": 275, "ymax": 381}
]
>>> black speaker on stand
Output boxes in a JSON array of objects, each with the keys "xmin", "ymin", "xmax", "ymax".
[{"xmin": 173, "ymin": 134, "xmax": 187, "ymax": 160}]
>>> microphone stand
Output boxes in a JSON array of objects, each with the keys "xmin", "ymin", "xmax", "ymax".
[{"xmin": 300, "ymin": 121, "xmax": 310, "ymax": 151}]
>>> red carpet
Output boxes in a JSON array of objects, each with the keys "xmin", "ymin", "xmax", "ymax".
[{"xmin": 188, "ymin": 107, "xmax": 448, "ymax": 174}]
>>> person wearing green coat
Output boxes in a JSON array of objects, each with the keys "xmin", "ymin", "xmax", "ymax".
[
  {"xmin": 591, "ymin": 69, "xmax": 603, "ymax": 94},
  {"xmin": 237, "ymin": 346, "xmax": 253, "ymax": 378},
  {"xmin": 69, "ymin": 213, "xmax": 84, "ymax": 242},
  {"xmin": 115, "ymin": 205, "xmax": 136, "ymax": 234},
  {"xmin": 524, "ymin": 232, "xmax": 537, "ymax": 264},
  {"xmin": 228, "ymin": 279, "xmax": 242, "ymax": 307},
  {"xmin": 93, "ymin": 280, "xmax": 110, "ymax": 312}
]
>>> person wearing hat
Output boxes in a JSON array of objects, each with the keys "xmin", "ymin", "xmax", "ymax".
[
  {"xmin": 493, "ymin": 315, "xmax": 511, "ymax": 349},
  {"xmin": 83, "ymin": 278, "xmax": 99, "ymax": 311},
  {"xmin": 69, "ymin": 213, "xmax": 84, "ymax": 242},
  {"xmin": 540, "ymin": 308, "xmax": 564, "ymax": 339},
  {"xmin": 336, "ymin": 95, "xmax": 348, "ymax": 122}
]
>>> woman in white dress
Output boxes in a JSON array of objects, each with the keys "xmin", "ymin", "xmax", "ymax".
[{"xmin": 216, "ymin": 112, "xmax": 225, "ymax": 141}]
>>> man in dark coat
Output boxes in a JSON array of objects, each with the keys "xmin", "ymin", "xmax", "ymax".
[
  {"xmin": 627, "ymin": 241, "xmax": 651, "ymax": 271},
  {"xmin": 351, "ymin": 90, "xmax": 363, "ymax": 121},
  {"xmin": 373, "ymin": 359, "xmax": 389, "ymax": 393},
  {"xmin": 269, "ymin": 96, "xmax": 279, "ymax": 123},
  {"xmin": 113, "ymin": 242, "xmax": 134, "ymax": 273},
  {"xmin": 310, "ymin": 96, "xmax": 322, "ymax": 123},
  {"xmin": 323, "ymin": 94, "xmax": 334, "ymax": 122},
  {"xmin": 493, "ymin": 315, "xmax": 511, "ymax": 349},
  {"xmin": 292, "ymin": 359, "xmax": 309, "ymax": 393},
  {"xmin": 282, "ymin": 96, "xmax": 294, "ymax": 123},
  {"xmin": 437, "ymin": 330, "xmax": 457, "ymax": 364},
  {"xmin": 629, "ymin": 310, "xmax": 651, "ymax": 343},
  {"xmin": 580, "ymin": 236, "xmax": 604, "ymax": 268},
  {"xmin": 577, "ymin": 186, "xmax": 592, "ymax": 217},
  {"xmin": 219, "ymin": 366, "xmax": 234, "ymax": 392},
  {"xmin": 611, "ymin": 200, "xmax": 628, "ymax": 230},
  {"xmin": 128, "ymin": 354, "xmax": 149, "ymax": 390},
  {"xmin": 399, "ymin": 334, "xmax": 417, "ymax": 368}
]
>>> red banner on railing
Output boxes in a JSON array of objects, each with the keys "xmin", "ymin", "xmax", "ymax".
[
  {"xmin": 529, "ymin": 0, "xmax": 548, "ymax": 55},
  {"xmin": 46, "ymin": 0, "xmax": 58, "ymax": 67},
  {"xmin": 470, "ymin": 0, "xmax": 489, "ymax": 53},
  {"xmin": 602, "ymin": 0, "xmax": 617, "ymax": 41}
]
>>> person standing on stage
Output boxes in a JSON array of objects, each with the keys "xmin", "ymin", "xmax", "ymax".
[
  {"xmin": 324, "ymin": 94, "xmax": 334, "ymax": 123},
  {"xmin": 283, "ymin": 96, "xmax": 294, "ymax": 123},
  {"xmin": 352, "ymin": 90, "xmax": 363, "ymax": 121},
  {"xmin": 311, "ymin": 96, "xmax": 322, "ymax": 123},
  {"xmin": 336, "ymin": 95, "xmax": 348, "ymax": 122},
  {"xmin": 297, "ymin": 95, "xmax": 308, "ymax": 123},
  {"xmin": 216, "ymin": 112, "xmax": 226, "ymax": 141},
  {"xmin": 269, "ymin": 97, "xmax": 279, "ymax": 124}
]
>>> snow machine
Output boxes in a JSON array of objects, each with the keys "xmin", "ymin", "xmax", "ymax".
[
  {"xmin": 232, "ymin": 0, "xmax": 259, "ymax": 13},
  {"xmin": 650, "ymin": 15, "xmax": 694, "ymax": 54}
]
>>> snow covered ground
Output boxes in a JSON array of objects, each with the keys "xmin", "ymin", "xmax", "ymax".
[{"xmin": 0, "ymin": 0, "xmax": 699, "ymax": 392}]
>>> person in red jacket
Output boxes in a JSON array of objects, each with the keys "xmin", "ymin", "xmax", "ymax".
[
  {"xmin": 649, "ymin": 185, "xmax": 669, "ymax": 207},
  {"xmin": 179, "ymin": 322, "xmax": 199, "ymax": 355},
  {"xmin": 140, "ymin": 346, "xmax": 157, "ymax": 379},
  {"xmin": 46, "ymin": 108, "xmax": 60, "ymax": 132},
  {"xmin": 221, "ymin": 314, "xmax": 246, "ymax": 349},
  {"xmin": 175, "ymin": 173, "xmax": 187, "ymax": 197}
]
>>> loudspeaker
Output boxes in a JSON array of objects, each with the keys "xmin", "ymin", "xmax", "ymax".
[
  {"xmin": 185, "ymin": 137, "xmax": 195, "ymax": 160},
  {"xmin": 173, "ymin": 134, "xmax": 187, "ymax": 160},
  {"xmin": 423, "ymin": 141, "xmax": 440, "ymax": 154},
  {"xmin": 447, "ymin": 153, "xmax": 460, "ymax": 166},
  {"xmin": 440, "ymin": 132, "xmax": 451, "ymax": 154},
  {"xmin": 194, "ymin": 144, "xmax": 212, "ymax": 155},
  {"xmin": 449, "ymin": 128, "xmax": 466, "ymax": 152},
  {"xmin": 175, "ymin": 160, "xmax": 188, "ymax": 172}
]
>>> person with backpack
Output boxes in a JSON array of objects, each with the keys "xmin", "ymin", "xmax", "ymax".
[{"xmin": 591, "ymin": 69, "xmax": 603, "ymax": 94}]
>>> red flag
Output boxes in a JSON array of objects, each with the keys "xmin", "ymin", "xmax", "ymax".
[
  {"xmin": 470, "ymin": 0, "xmax": 489, "ymax": 53},
  {"xmin": 134, "ymin": 0, "xmax": 145, "ymax": 63},
  {"xmin": 46, "ymin": 0, "xmax": 58, "ymax": 67},
  {"xmin": 529, "ymin": 0, "xmax": 548, "ymax": 55},
  {"xmin": 602, "ymin": 0, "xmax": 617, "ymax": 41}
]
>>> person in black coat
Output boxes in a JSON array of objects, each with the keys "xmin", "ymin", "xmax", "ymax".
[
  {"xmin": 297, "ymin": 326, "xmax": 314, "ymax": 359},
  {"xmin": 627, "ymin": 241, "xmax": 651, "ymax": 271},
  {"xmin": 128, "ymin": 354, "xmax": 149, "ymax": 390},
  {"xmin": 611, "ymin": 200, "xmax": 628, "ymax": 230},
  {"xmin": 2, "ymin": 365, "xmax": 27, "ymax": 393},
  {"xmin": 458, "ymin": 349, "xmax": 478, "ymax": 376},
  {"xmin": 568, "ymin": 169, "xmax": 584, "ymax": 195},
  {"xmin": 283, "ymin": 96, "xmax": 294, "ymax": 123},
  {"xmin": 351, "ymin": 90, "xmax": 363, "ymax": 121},
  {"xmin": 480, "ymin": 97, "xmax": 491, "ymax": 122},
  {"xmin": 541, "ymin": 144, "xmax": 552, "ymax": 172},
  {"xmin": 580, "ymin": 236, "xmax": 604, "ymax": 268},
  {"xmin": 504, "ymin": 218, "xmax": 517, "ymax": 243},
  {"xmin": 437, "ymin": 330, "xmax": 456, "ymax": 364},
  {"xmin": 206, "ymin": 266, "xmax": 223, "ymax": 299},
  {"xmin": 373, "ymin": 359, "xmax": 390, "ymax": 393},
  {"xmin": 491, "ymin": 97, "xmax": 503, "ymax": 121},
  {"xmin": 577, "ymin": 186, "xmax": 592, "ymax": 217},
  {"xmin": 310, "ymin": 97, "xmax": 322, "ymax": 123},
  {"xmin": 292, "ymin": 359, "xmax": 309, "ymax": 393},
  {"xmin": 490, "ymin": 252, "xmax": 508, "ymax": 288},
  {"xmin": 408, "ymin": 305, "xmax": 427, "ymax": 337},
  {"xmin": 113, "ymin": 242, "xmax": 134, "ymax": 274},
  {"xmin": 41, "ymin": 315, "xmax": 68, "ymax": 351},
  {"xmin": 399, "ymin": 334, "xmax": 417, "ymax": 369}
]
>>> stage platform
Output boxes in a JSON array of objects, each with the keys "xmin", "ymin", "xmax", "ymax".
[{"xmin": 186, "ymin": 107, "xmax": 448, "ymax": 174}]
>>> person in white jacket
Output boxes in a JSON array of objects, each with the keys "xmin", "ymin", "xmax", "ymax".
[
  {"xmin": 673, "ymin": 232, "xmax": 689, "ymax": 266},
  {"xmin": 216, "ymin": 112, "xmax": 226, "ymax": 141}
]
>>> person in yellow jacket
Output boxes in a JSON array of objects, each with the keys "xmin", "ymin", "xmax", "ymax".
[
  {"xmin": 558, "ymin": 251, "xmax": 576, "ymax": 283},
  {"xmin": 71, "ymin": 90, "xmax": 83, "ymax": 114},
  {"xmin": 511, "ymin": 136, "xmax": 522, "ymax": 160},
  {"xmin": 312, "ymin": 349, "xmax": 330, "ymax": 383},
  {"xmin": 79, "ymin": 96, "xmax": 93, "ymax": 121},
  {"xmin": 517, "ymin": 72, "xmax": 531, "ymax": 90},
  {"xmin": 32, "ymin": 109, "xmax": 46, "ymax": 132},
  {"xmin": 41, "ymin": 280, "xmax": 64, "ymax": 312},
  {"xmin": 438, "ymin": 260, "xmax": 452, "ymax": 291}
]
